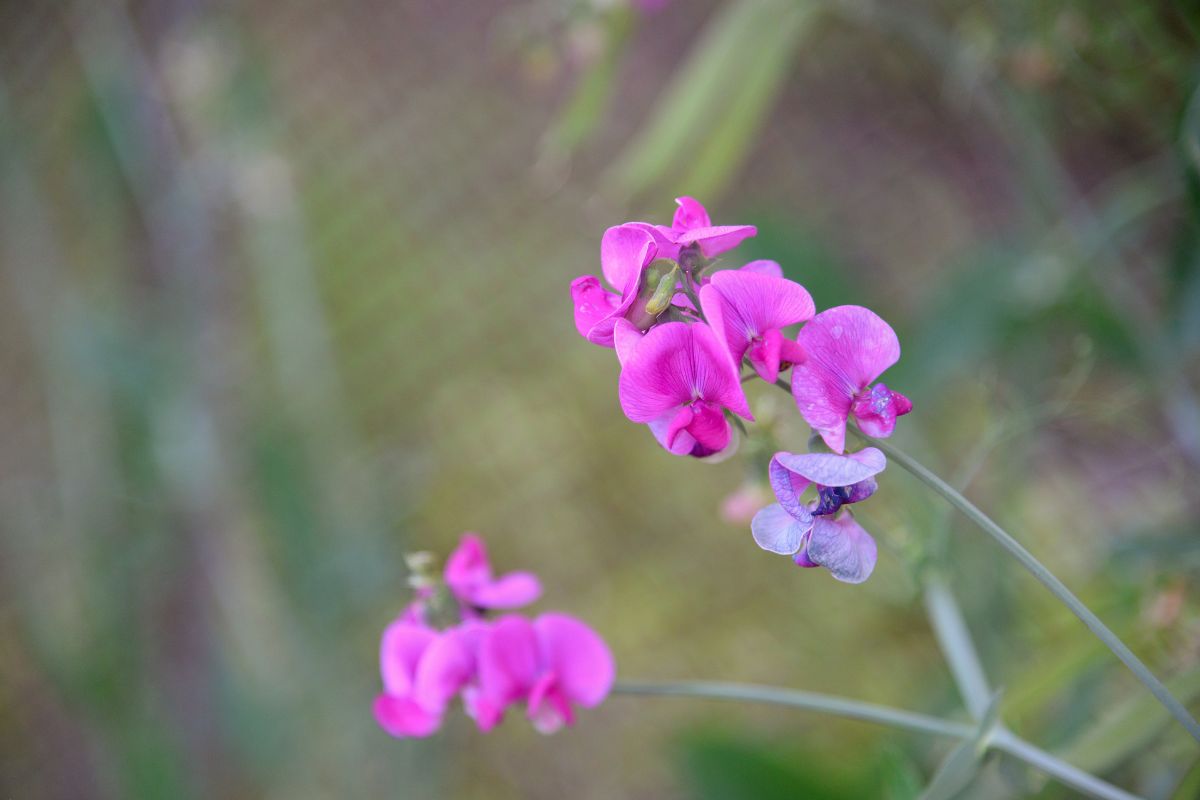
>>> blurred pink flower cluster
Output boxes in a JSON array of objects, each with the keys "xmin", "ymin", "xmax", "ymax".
[
  {"xmin": 571, "ymin": 197, "xmax": 912, "ymax": 582},
  {"xmin": 374, "ymin": 534, "xmax": 614, "ymax": 738}
]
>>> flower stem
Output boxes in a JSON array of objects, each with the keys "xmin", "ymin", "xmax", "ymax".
[
  {"xmin": 924, "ymin": 577, "xmax": 993, "ymax": 720},
  {"xmin": 613, "ymin": 679, "xmax": 974, "ymax": 739},
  {"xmin": 856, "ymin": 429, "xmax": 1200, "ymax": 743},
  {"xmin": 613, "ymin": 680, "xmax": 1144, "ymax": 800}
]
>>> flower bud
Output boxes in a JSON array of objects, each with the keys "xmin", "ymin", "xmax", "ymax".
[{"xmin": 627, "ymin": 259, "xmax": 679, "ymax": 330}]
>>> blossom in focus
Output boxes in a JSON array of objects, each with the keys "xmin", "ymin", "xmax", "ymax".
[
  {"xmin": 445, "ymin": 533, "xmax": 541, "ymax": 612},
  {"xmin": 790, "ymin": 305, "xmax": 912, "ymax": 453},
  {"xmin": 631, "ymin": 196, "xmax": 756, "ymax": 264},
  {"xmin": 572, "ymin": 224, "xmax": 676, "ymax": 347},
  {"xmin": 750, "ymin": 448, "xmax": 886, "ymax": 583},
  {"xmin": 617, "ymin": 320, "xmax": 753, "ymax": 459},
  {"xmin": 475, "ymin": 613, "xmax": 615, "ymax": 734},
  {"xmin": 699, "ymin": 269, "xmax": 814, "ymax": 384}
]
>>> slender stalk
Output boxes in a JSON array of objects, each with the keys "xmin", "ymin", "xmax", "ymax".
[
  {"xmin": 856, "ymin": 430, "xmax": 1200, "ymax": 743},
  {"xmin": 615, "ymin": 680, "xmax": 1144, "ymax": 800},
  {"xmin": 924, "ymin": 577, "xmax": 993, "ymax": 720},
  {"xmin": 992, "ymin": 729, "xmax": 1142, "ymax": 800},
  {"xmin": 613, "ymin": 680, "xmax": 974, "ymax": 739}
]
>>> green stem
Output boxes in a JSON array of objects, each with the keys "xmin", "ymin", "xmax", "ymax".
[
  {"xmin": 924, "ymin": 577, "xmax": 993, "ymax": 720},
  {"xmin": 614, "ymin": 680, "xmax": 974, "ymax": 739},
  {"xmin": 614, "ymin": 680, "xmax": 1143, "ymax": 800},
  {"xmin": 856, "ymin": 429, "xmax": 1200, "ymax": 743}
]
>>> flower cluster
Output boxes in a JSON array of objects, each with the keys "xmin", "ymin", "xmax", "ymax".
[
  {"xmin": 374, "ymin": 534, "xmax": 615, "ymax": 738},
  {"xmin": 571, "ymin": 197, "xmax": 912, "ymax": 583}
]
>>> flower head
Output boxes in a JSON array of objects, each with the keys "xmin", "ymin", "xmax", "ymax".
[
  {"xmin": 572, "ymin": 224, "xmax": 675, "ymax": 347},
  {"xmin": 475, "ymin": 613, "xmax": 615, "ymax": 734},
  {"xmin": 445, "ymin": 533, "xmax": 541, "ymax": 613},
  {"xmin": 790, "ymin": 305, "xmax": 913, "ymax": 453},
  {"xmin": 617, "ymin": 320, "xmax": 753, "ymax": 459},
  {"xmin": 750, "ymin": 448, "xmax": 885, "ymax": 583},
  {"xmin": 699, "ymin": 269, "xmax": 814, "ymax": 384}
]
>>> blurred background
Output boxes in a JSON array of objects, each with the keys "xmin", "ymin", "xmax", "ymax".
[{"xmin": 2, "ymin": 1, "xmax": 1199, "ymax": 797}]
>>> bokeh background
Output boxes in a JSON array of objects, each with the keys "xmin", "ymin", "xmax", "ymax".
[{"xmin": 2, "ymin": 1, "xmax": 1199, "ymax": 797}]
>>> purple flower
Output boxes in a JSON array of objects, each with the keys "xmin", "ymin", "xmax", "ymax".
[
  {"xmin": 617, "ymin": 320, "xmax": 753, "ymax": 459},
  {"xmin": 699, "ymin": 269, "xmax": 814, "ymax": 384},
  {"xmin": 750, "ymin": 448, "xmax": 886, "ymax": 583},
  {"xmin": 573, "ymin": 224, "xmax": 679, "ymax": 347},
  {"xmin": 444, "ymin": 533, "xmax": 541, "ymax": 613},
  {"xmin": 632, "ymin": 196, "xmax": 757, "ymax": 264},
  {"xmin": 475, "ymin": 613, "xmax": 615, "ymax": 734},
  {"xmin": 790, "ymin": 305, "xmax": 913, "ymax": 454}
]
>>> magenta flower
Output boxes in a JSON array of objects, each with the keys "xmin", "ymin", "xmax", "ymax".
[
  {"xmin": 617, "ymin": 320, "xmax": 753, "ymax": 459},
  {"xmin": 571, "ymin": 224, "xmax": 669, "ymax": 347},
  {"xmin": 445, "ymin": 533, "xmax": 541, "ymax": 612},
  {"xmin": 750, "ymin": 448, "xmax": 885, "ymax": 583},
  {"xmin": 790, "ymin": 305, "xmax": 913, "ymax": 453},
  {"xmin": 699, "ymin": 270, "xmax": 814, "ymax": 384},
  {"xmin": 372, "ymin": 620, "xmax": 444, "ymax": 738},
  {"xmin": 633, "ymin": 196, "xmax": 757, "ymax": 263},
  {"xmin": 475, "ymin": 613, "xmax": 615, "ymax": 734}
]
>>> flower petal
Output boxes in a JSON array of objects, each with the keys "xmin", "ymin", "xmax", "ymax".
[
  {"xmin": 792, "ymin": 306, "xmax": 901, "ymax": 453},
  {"xmin": 805, "ymin": 512, "xmax": 877, "ymax": 584},
  {"xmin": 471, "ymin": 571, "xmax": 542, "ymax": 609},
  {"xmin": 478, "ymin": 615, "xmax": 541, "ymax": 710},
  {"xmin": 373, "ymin": 694, "xmax": 442, "ymax": 738},
  {"xmin": 534, "ymin": 613, "xmax": 615, "ymax": 708},
  {"xmin": 413, "ymin": 627, "xmax": 475, "ymax": 713},
  {"xmin": 612, "ymin": 318, "xmax": 643, "ymax": 366},
  {"xmin": 444, "ymin": 533, "xmax": 491, "ymax": 600},
  {"xmin": 751, "ymin": 503, "xmax": 812, "ymax": 555},
  {"xmin": 768, "ymin": 454, "xmax": 811, "ymax": 519},
  {"xmin": 738, "ymin": 259, "xmax": 783, "ymax": 278},
  {"xmin": 600, "ymin": 224, "xmax": 657, "ymax": 291},
  {"xmin": 618, "ymin": 322, "xmax": 751, "ymax": 423},
  {"xmin": 379, "ymin": 620, "xmax": 437, "ymax": 697},
  {"xmin": 772, "ymin": 448, "xmax": 886, "ymax": 489},
  {"xmin": 671, "ymin": 196, "xmax": 712, "ymax": 231},
  {"xmin": 685, "ymin": 401, "xmax": 731, "ymax": 454},
  {"xmin": 677, "ymin": 225, "xmax": 757, "ymax": 258},
  {"xmin": 570, "ymin": 275, "xmax": 623, "ymax": 345}
]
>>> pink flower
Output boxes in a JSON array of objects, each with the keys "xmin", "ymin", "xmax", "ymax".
[
  {"xmin": 617, "ymin": 320, "xmax": 753, "ymax": 459},
  {"xmin": 372, "ymin": 621, "xmax": 445, "ymax": 737},
  {"xmin": 699, "ymin": 270, "xmax": 814, "ymax": 384},
  {"xmin": 632, "ymin": 196, "xmax": 756, "ymax": 264},
  {"xmin": 720, "ymin": 483, "xmax": 771, "ymax": 525},
  {"xmin": 445, "ymin": 533, "xmax": 541, "ymax": 612},
  {"xmin": 790, "ymin": 306, "xmax": 913, "ymax": 453},
  {"xmin": 475, "ymin": 613, "xmax": 615, "ymax": 734},
  {"xmin": 750, "ymin": 448, "xmax": 885, "ymax": 583},
  {"xmin": 571, "ymin": 224, "xmax": 669, "ymax": 347}
]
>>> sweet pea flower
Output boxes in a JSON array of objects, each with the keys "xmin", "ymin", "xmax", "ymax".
[
  {"xmin": 475, "ymin": 613, "xmax": 615, "ymax": 734},
  {"xmin": 573, "ymin": 224, "xmax": 681, "ymax": 347},
  {"xmin": 632, "ymin": 196, "xmax": 757, "ymax": 264},
  {"xmin": 699, "ymin": 269, "xmax": 814, "ymax": 384},
  {"xmin": 791, "ymin": 305, "xmax": 913, "ymax": 453},
  {"xmin": 373, "ymin": 620, "xmax": 444, "ymax": 737},
  {"xmin": 445, "ymin": 533, "xmax": 541, "ymax": 612},
  {"xmin": 750, "ymin": 448, "xmax": 886, "ymax": 583},
  {"xmin": 617, "ymin": 320, "xmax": 753, "ymax": 459}
]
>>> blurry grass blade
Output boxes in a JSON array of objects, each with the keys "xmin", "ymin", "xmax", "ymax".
[
  {"xmin": 1170, "ymin": 755, "xmax": 1200, "ymax": 800},
  {"xmin": 603, "ymin": 0, "xmax": 816, "ymax": 200},
  {"xmin": 678, "ymin": 2, "xmax": 814, "ymax": 199},
  {"xmin": 541, "ymin": 9, "xmax": 634, "ymax": 159},
  {"xmin": 1056, "ymin": 667, "xmax": 1200, "ymax": 774}
]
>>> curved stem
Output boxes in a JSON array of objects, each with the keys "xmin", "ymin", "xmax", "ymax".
[
  {"xmin": 992, "ymin": 729, "xmax": 1142, "ymax": 800},
  {"xmin": 614, "ymin": 680, "xmax": 1144, "ymax": 800},
  {"xmin": 613, "ymin": 680, "xmax": 974, "ymax": 739},
  {"xmin": 856, "ymin": 430, "xmax": 1200, "ymax": 743}
]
